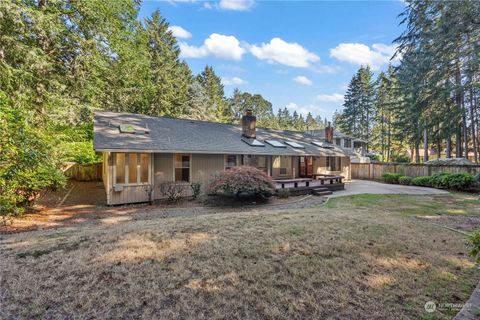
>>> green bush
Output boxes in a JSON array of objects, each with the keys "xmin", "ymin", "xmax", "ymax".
[
  {"xmin": 190, "ymin": 181, "xmax": 202, "ymax": 199},
  {"xmin": 474, "ymin": 172, "xmax": 480, "ymax": 187},
  {"xmin": 468, "ymin": 230, "xmax": 480, "ymax": 264},
  {"xmin": 398, "ymin": 176, "xmax": 413, "ymax": 185},
  {"xmin": 429, "ymin": 172, "xmax": 451, "ymax": 189},
  {"xmin": 382, "ymin": 172, "xmax": 404, "ymax": 184},
  {"xmin": 61, "ymin": 141, "xmax": 101, "ymax": 164},
  {"xmin": 0, "ymin": 95, "xmax": 66, "ymax": 219},
  {"xmin": 412, "ymin": 176, "xmax": 432, "ymax": 187},
  {"xmin": 443, "ymin": 173, "xmax": 474, "ymax": 191}
]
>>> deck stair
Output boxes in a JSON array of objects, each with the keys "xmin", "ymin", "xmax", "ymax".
[{"xmin": 311, "ymin": 187, "xmax": 332, "ymax": 196}]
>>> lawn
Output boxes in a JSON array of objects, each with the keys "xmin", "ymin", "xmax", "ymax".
[{"xmin": 0, "ymin": 193, "xmax": 479, "ymax": 319}]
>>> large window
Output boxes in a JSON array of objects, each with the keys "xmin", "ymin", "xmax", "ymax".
[
  {"xmin": 115, "ymin": 153, "xmax": 150, "ymax": 184},
  {"xmin": 242, "ymin": 155, "xmax": 267, "ymax": 173},
  {"xmin": 344, "ymin": 138, "xmax": 352, "ymax": 148},
  {"xmin": 326, "ymin": 156, "xmax": 341, "ymax": 171},
  {"xmin": 225, "ymin": 155, "xmax": 237, "ymax": 170},
  {"xmin": 175, "ymin": 154, "xmax": 190, "ymax": 182},
  {"xmin": 335, "ymin": 138, "xmax": 341, "ymax": 146}
]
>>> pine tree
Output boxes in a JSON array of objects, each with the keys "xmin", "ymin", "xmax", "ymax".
[{"xmin": 196, "ymin": 65, "xmax": 228, "ymax": 122}]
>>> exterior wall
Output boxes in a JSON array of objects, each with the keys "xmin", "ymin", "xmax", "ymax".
[
  {"xmin": 313, "ymin": 156, "xmax": 351, "ymax": 180},
  {"xmin": 272, "ymin": 156, "xmax": 294, "ymax": 179},
  {"xmin": 104, "ymin": 152, "xmax": 153, "ymax": 205},
  {"xmin": 191, "ymin": 154, "xmax": 224, "ymax": 188}
]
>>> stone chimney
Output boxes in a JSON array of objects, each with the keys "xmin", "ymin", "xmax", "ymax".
[
  {"xmin": 241, "ymin": 109, "xmax": 256, "ymax": 139},
  {"xmin": 325, "ymin": 122, "xmax": 333, "ymax": 144}
]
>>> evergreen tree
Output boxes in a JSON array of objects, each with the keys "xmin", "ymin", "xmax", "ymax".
[{"xmin": 196, "ymin": 65, "xmax": 228, "ymax": 122}]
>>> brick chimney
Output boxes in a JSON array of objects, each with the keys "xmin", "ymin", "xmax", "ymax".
[
  {"xmin": 325, "ymin": 122, "xmax": 333, "ymax": 144},
  {"xmin": 241, "ymin": 109, "xmax": 256, "ymax": 139}
]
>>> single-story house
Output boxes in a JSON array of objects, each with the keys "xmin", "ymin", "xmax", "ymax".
[{"xmin": 94, "ymin": 110, "xmax": 351, "ymax": 205}]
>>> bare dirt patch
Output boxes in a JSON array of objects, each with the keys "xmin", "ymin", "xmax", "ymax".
[{"xmin": 0, "ymin": 193, "xmax": 478, "ymax": 319}]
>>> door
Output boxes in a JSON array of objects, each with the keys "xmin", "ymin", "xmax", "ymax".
[{"xmin": 299, "ymin": 156, "xmax": 313, "ymax": 178}]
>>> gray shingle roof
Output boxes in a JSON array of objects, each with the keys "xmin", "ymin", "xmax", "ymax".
[{"xmin": 94, "ymin": 111, "xmax": 348, "ymax": 157}]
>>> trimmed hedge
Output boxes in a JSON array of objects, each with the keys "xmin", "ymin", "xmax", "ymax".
[
  {"xmin": 399, "ymin": 176, "xmax": 413, "ymax": 185},
  {"xmin": 412, "ymin": 176, "xmax": 432, "ymax": 187},
  {"xmin": 382, "ymin": 172, "xmax": 404, "ymax": 184},
  {"xmin": 410, "ymin": 172, "xmax": 474, "ymax": 191}
]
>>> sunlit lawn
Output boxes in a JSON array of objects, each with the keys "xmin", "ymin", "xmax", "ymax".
[{"xmin": 1, "ymin": 193, "xmax": 479, "ymax": 319}]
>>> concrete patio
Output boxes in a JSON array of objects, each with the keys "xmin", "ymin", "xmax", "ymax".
[{"xmin": 329, "ymin": 179, "xmax": 449, "ymax": 198}]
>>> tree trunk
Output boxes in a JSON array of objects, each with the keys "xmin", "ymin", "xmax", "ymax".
[
  {"xmin": 446, "ymin": 134, "xmax": 452, "ymax": 158},
  {"xmin": 470, "ymin": 87, "xmax": 478, "ymax": 163},
  {"xmin": 415, "ymin": 135, "xmax": 420, "ymax": 164},
  {"xmin": 423, "ymin": 120, "xmax": 428, "ymax": 162},
  {"xmin": 462, "ymin": 98, "xmax": 468, "ymax": 159}
]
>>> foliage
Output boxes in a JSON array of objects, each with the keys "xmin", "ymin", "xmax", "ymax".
[
  {"xmin": 468, "ymin": 230, "xmax": 480, "ymax": 264},
  {"xmin": 207, "ymin": 166, "xmax": 275, "ymax": 200},
  {"xmin": 390, "ymin": 153, "xmax": 410, "ymax": 163},
  {"xmin": 429, "ymin": 172, "xmax": 451, "ymax": 189},
  {"xmin": 190, "ymin": 181, "xmax": 202, "ymax": 200},
  {"xmin": 398, "ymin": 176, "xmax": 413, "ymax": 185},
  {"xmin": 382, "ymin": 172, "xmax": 404, "ymax": 184},
  {"xmin": 475, "ymin": 173, "xmax": 480, "ymax": 187},
  {"xmin": 0, "ymin": 94, "xmax": 66, "ymax": 218},
  {"xmin": 411, "ymin": 176, "xmax": 432, "ymax": 187},
  {"xmin": 442, "ymin": 173, "xmax": 474, "ymax": 191},
  {"xmin": 158, "ymin": 182, "xmax": 184, "ymax": 202}
]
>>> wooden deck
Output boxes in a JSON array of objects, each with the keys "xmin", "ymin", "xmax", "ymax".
[{"xmin": 274, "ymin": 175, "xmax": 345, "ymax": 196}]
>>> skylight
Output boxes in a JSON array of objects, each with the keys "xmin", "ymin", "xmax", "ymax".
[
  {"xmin": 312, "ymin": 141, "xmax": 334, "ymax": 149},
  {"xmin": 242, "ymin": 137, "xmax": 265, "ymax": 147},
  {"xmin": 284, "ymin": 141, "xmax": 304, "ymax": 149},
  {"xmin": 119, "ymin": 124, "xmax": 149, "ymax": 134},
  {"xmin": 265, "ymin": 140, "xmax": 287, "ymax": 148}
]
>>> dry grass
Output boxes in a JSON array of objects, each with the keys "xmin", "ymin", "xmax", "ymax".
[{"xmin": 0, "ymin": 193, "xmax": 479, "ymax": 319}]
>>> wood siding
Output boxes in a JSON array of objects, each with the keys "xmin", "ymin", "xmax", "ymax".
[
  {"xmin": 313, "ymin": 156, "xmax": 351, "ymax": 180},
  {"xmin": 191, "ymin": 154, "xmax": 224, "ymax": 188}
]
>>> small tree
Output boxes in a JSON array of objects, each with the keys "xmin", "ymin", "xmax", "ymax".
[
  {"xmin": 207, "ymin": 166, "xmax": 275, "ymax": 200},
  {"xmin": 0, "ymin": 94, "xmax": 66, "ymax": 220}
]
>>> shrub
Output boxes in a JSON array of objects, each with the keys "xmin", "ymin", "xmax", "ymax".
[
  {"xmin": 398, "ymin": 176, "xmax": 413, "ymax": 185},
  {"xmin": 382, "ymin": 172, "xmax": 404, "ymax": 184},
  {"xmin": 429, "ymin": 172, "xmax": 451, "ymax": 189},
  {"xmin": 412, "ymin": 176, "xmax": 432, "ymax": 187},
  {"xmin": 158, "ymin": 182, "xmax": 184, "ymax": 202},
  {"xmin": 443, "ymin": 173, "xmax": 474, "ymax": 191},
  {"xmin": 468, "ymin": 230, "xmax": 480, "ymax": 264},
  {"xmin": 207, "ymin": 166, "xmax": 275, "ymax": 200},
  {"xmin": 190, "ymin": 181, "xmax": 202, "ymax": 199},
  {"xmin": 473, "ymin": 172, "xmax": 480, "ymax": 187},
  {"xmin": 1, "ymin": 95, "xmax": 66, "ymax": 219}
]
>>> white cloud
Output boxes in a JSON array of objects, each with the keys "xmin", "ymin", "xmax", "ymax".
[
  {"xmin": 316, "ymin": 93, "xmax": 344, "ymax": 103},
  {"xmin": 218, "ymin": 0, "xmax": 255, "ymax": 11},
  {"xmin": 329, "ymin": 43, "xmax": 398, "ymax": 69},
  {"xmin": 311, "ymin": 65, "xmax": 340, "ymax": 74},
  {"xmin": 249, "ymin": 38, "xmax": 320, "ymax": 68},
  {"xmin": 222, "ymin": 76, "xmax": 247, "ymax": 86},
  {"xmin": 293, "ymin": 76, "xmax": 312, "ymax": 86},
  {"xmin": 168, "ymin": 26, "xmax": 192, "ymax": 39},
  {"xmin": 179, "ymin": 33, "xmax": 245, "ymax": 60},
  {"xmin": 286, "ymin": 102, "xmax": 332, "ymax": 119}
]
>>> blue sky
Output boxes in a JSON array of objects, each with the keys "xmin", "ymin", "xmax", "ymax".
[{"xmin": 140, "ymin": 0, "xmax": 406, "ymax": 120}]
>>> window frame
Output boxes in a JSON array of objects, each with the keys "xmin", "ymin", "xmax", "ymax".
[
  {"xmin": 114, "ymin": 152, "xmax": 151, "ymax": 186},
  {"xmin": 326, "ymin": 156, "xmax": 342, "ymax": 172},
  {"xmin": 174, "ymin": 153, "xmax": 191, "ymax": 182},
  {"xmin": 344, "ymin": 138, "xmax": 352, "ymax": 148},
  {"xmin": 225, "ymin": 154, "xmax": 237, "ymax": 170}
]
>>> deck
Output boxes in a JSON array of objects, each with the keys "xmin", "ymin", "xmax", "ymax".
[{"xmin": 274, "ymin": 175, "xmax": 345, "ymax": 196}]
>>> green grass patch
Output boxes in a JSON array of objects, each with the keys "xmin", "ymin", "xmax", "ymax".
[
  {"xmin": 17, "ymin": 249, "xmax": 52, "ymax": 259},
  {"xmin": 288, "ymin": 227, "xmax": 305, "ymax": 236}
]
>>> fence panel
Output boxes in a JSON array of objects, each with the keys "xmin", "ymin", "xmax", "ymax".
[
  {"xmin": 351, "ymin": 163, "xmax": 480, "ymax": 180},
  {"xmin": 63, "ymin": 162, "xmax": 103, "ymax": 181}
]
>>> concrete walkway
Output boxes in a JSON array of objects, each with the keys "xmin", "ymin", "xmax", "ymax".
[{"xmin": 329, "ymin": 179, "xmax": 449, "ymax": 198}]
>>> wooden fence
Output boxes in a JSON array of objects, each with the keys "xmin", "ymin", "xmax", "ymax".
[
  {"xmin": 351, "ymin": 162, "xmax": 480, "ymax": 180},
  {"xmin": 63, "ymin": 162, "xmax": 102, "ymax": 181}
]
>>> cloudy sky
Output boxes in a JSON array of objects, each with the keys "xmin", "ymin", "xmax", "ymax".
[{"xmin": 140, "ymin": 0, "xmax": 405, "ymax": 120}]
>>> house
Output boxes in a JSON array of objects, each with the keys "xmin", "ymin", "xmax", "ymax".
[
  {"xmin": 305, "ymin": 128, "xmax": 371, "ymax": 163},
  {"xmin": 94, "ymin": 110, "xmax": 351, "ymax": 205}
]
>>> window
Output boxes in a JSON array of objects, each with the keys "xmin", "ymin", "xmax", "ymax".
[
  {"xmin": 284, "ymin": 141, "xmax": 304, "ymax": 149},
  {"xmin": 279, "ymin": 156, "xmax": 289, "ymax": 175},
  {"xmin": 335, "ymin": 138, "xmax": 341, "ymax": 146},
  {"xmin": 116, "ymin": 153, "xmax": 125, "ymax": 184},
  {"xmin": 225, "ymin": 155, "xmax": 237, "ymax": 170},
  {"xmin": 175, "ymin": 154, "xmax": 190, "ymax": 182},
  {"xmin": 265, "ymin": 140, "xmax": 286, "ymax": 148},
  {"xmin": 242, "ymin": 138, "xmax": 265, "ymax": 147},
  {"xmin": 326, "ymin": 156, "xmax": 341, "ymax": 171},
  {"xmin": 344, "ymin": 138, "xmax": 352, "ymax": 148},
  {"xmin": 115, "ymin": 153, "xmax": 150, "ymax": 185}
]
